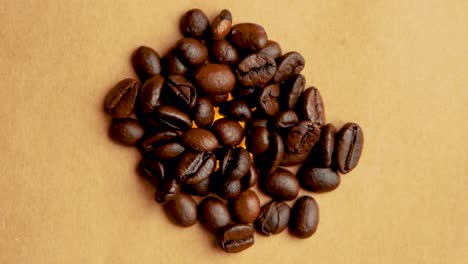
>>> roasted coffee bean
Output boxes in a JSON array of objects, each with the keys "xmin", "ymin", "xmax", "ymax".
[
  {"xmin": 161, "ymin": 51, "xmax": 187, "ymax": 76},
  {"xmin": 104, "ymin": 78, "xmax": 140, "ymax": 118},
  {"xmin": 138, "ymin": 129, "xmax": 180, "ymax": 155},
  {"xmin": 229, "ymin": 190, "xmax": 260, "ymax": 223},
  {"xmin": 297, "ymin": 87, "xmax": 325, "ymax": 125},
  {"xmin": 254, "ymin": 132, "xmax": 284, "ymax": 175},
  {"xmin": 180, "ymin": 8, "xmax": 210, "ymax": 39},
  {"xmin": 231, "ymin": 85, "xmax": 257, "ymax": 105},
  {"xmin": 245, "ymin": 111, "xmax": 268, "ymax": 133},
  {"xmin": 280, "ymin": 151, "xmax": 310, "ymax": 166},
  {"xmin": 259, "ymin": 40, "xmax": 282, "ymax": 59},
  {"xmin": 175, "ymin": 38, "xmax": 208, "ymax": 67},
  {"xmin": 236, "ymin": 52, "xmax": 276, "ymax": 87},
  {"xmin": 241, "ymin": 164, "xmax": 258, "ymax": 190},
  {"xmin": 334, "ymin": 123, "xmax": 363, "ymax": 174},
  {"xmin": 298, "ymin": 166, "xmax": 340, "ymax": 193},
  {"xmin": 246, "ymin": 126, "xmax": 269, "ymax": 155},
  {"xmin": 279, "ymin": 74, "xmax": 305, "ymax": 110},
  {"xmin": 210, "ymin": 39, "xmax": 238, "ymax": 65},
  {"xmin": 289, "ymin": 196, "xmax": 319, "ymax": 238},
  {"xmin": 137, "ymin": 157, "xmax": 165, "ymax": 187},
  {"xmin": 220, "ymin": 147, "xmax": 251, "ymax": 180},
  {"xmin": 207, "ymin": 93, "xmax": 229, "ymax": 106},
  {"xmin": 163, "ymin": 193, "xmax": 198, "ymax": 227},
  {"xmin": 194, "ymin": 63, "xmax": 236, "ymax": 95},
  {"xmin": 139, "ymin": 75, "xmax": 164, "ymax": 114},
  {"xmin": 132, "ymin": 46, "xmax": 162, "ymax": 81},
  {"xmin": 165, "ymin": 75, "xmax": 197, "ymax": 111},
  {"xmin": 154, "ymin": 105, "xmax": 192, "ymax": 130},
  {"xmin": 155, "ymin": 176, "xmax": 180, "ymax": 203},
  {"xmin": 193, "ymin": 97, "xmax": 215, "ymax": 127},
  {"xmin": 273, "ymin": 110, "xmax": 298, "ymax": 129},
  {"xmin": 310, "ymin": 123, "xmax": 336, "ymax": 167},
  {"xmin": 183, "ymin": 177, "xmax": 210, "ymax": 197},
  {"xmin": 211, "ymin": 9, "xmax": 232, "ymax": 40},
  {"xmin": 254, "ymin": 201, "xmax": 290, "ymax": 236},
  {"xmin": 258, "ymin": 84, "xmax": 280, "ymax": 116},
  {"xmin": 219, "ymin": 99, "xmax": 251, "ymax": 121},
  {"xmin": 286, "ymin": 121, "xmax": 321, "ymax": 154},
  {"xmin": 217, "ymin": 179, "xmax": 242, "ymax": 200},
  {"xmin": 273, "ymin": 52, "xmax": 305, "ymax": 83},
  {"xmin": 153, "ymin": 142, "xmax": 186, "ymax": 160},
  {"xmin": 176, "ymin": 151, "xmax": 216, "ymax": 184},
  {"xmin": 229, "ymin": 23, "xmax": 268, "ymax": 51},
  {"xmin": 212, "ymin": 118, "xmax": 244, "ymax": 146},
  {"xmin": 198, "ymin": 196, "xmax": 232, "ymax": 233},
  {"xmin": 260, "ymin": 167, "xmax": 299, "ymax": 201},
  {"xmin": 218, "ymin": 223, "xmax": 254, "ymax": 253},
  {"xmin": 109, "ymin": 118, "xmax": 144, "ymax": 146},
  {"xmin": 181, "ymin": 128, "xmax": 219, "ymax": 152}
]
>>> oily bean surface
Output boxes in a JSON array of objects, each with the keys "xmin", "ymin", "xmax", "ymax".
[
  {"xmin": 139, "ymin": 75, "xmax": 164, "ymax": 114},
  {"xmin": 104, "ymin": 78, "xmax": 140, "ymax": 118},
  {"xmin": 255, "ymin": 201, "xmax": 290, "ymax": 236},
  {"xmin": 212, "ymin": 118, "xmax": 244, "ymax": 147},
  {"xmin": 210, "ymin": 39, "xmax": 238, "ymax": 65},
  {"xmin": 181, "ymin": 128, "xmax": 219, "ymax": 152},
  {"xmin": 194, "ymin": 64, "xmax": 236, "ymax": 95},
  {"xmin": 109, "ymin": 118, "xmax": 144, "ymax": 146},
  {"xmin": 193, "ymin": 97, "xmax": 215, "ymax": 127},
  {"xmin": 198, "ymin": 196, "xmax": 232, "ymax": 234},
  {"xmin": 236, "ymin": 52, "xmax": 276, "ymax": 87},
  {"xmin": 163, "ymin": 193, "xmax": 198, "ymax": 227},
  {"xmin": 335, "ymin": 123, "xmax": 364, "ymax": 174},
  {"xmin": 176, "ymin": 38, "xmax": 208, "ymax": 66},
  {"xmin": 176, "ymin": 151, "xmax": 216, "ymax": 184},
  {"xmin": 165, "ymin": 75, "xmax": 197, "ymax": 111},
  {"xmin": 155, "ymin": 105, "xmax": 192, "ymax": 130},
  {"xmin": 211, "ymin": 9, "xmax": 233, "ymax": 40},
  {"xmin": 180, "ymin": 8, "xmax": 210, "ymax": 39},
  {"xmin": 298, "ymin": 166, "xmax": 340, "ymax": 193},
  {"xmin": 132, "ymin": 46, "xmax": 161, "ymax": 81},
  {"xmin": 260, "ymin": 167, "xmax": 299, "ymax": 201},
  {"xmin": 289, "ymin": 196, "xmax": 319, "ymax": 238},
  {"xmin": 273, "ymin": 51, "xmax": 305, "ymax": 83},
  {"xmin": 229, "ymin": 190, "xmax": 260, "ymax": 223},
  {"xmin": 297, "ymin": 87, "xmax": 325, "ymax": 125},
  {"xmin": 218, "ymin": 223, "xmax": 255, "ymax": 253}
]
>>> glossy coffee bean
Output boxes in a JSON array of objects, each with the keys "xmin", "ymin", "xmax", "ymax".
[
  {"xmin": 273, "ymin": 110, "xmax": 298, "ymax": 129},
  {"xmin": 289, "ymin": 196, "xmax": 319, "ymax": 238},
  {"xmin": 217, "ymin": 179, "xmax": 242, "ymax": 200},
  {"xmin": 273, "ymin": 52, "xmax": 305, "ymax": 83},
  {"xmin": 109, "ymin": 118, "xmax": 144, "ymax": 146},
  {"xmin": 132, "ymin": 46, "xmax": 161, "ymax": 82},
  {"xmin": 218, "ymin": 223, "xmax": 255, "ymax": 253},
  {"xmin": 218, "ymin": 99, "xmax": 251, "ymax": 121},
  {"xmin": 259, "ymin": 40, "xmax": 282, "ymax": 59},
  {"xmin": 254, "ymin": 132, "xmax": 284, "ymax": 175},
  {"xmin": 229, "ymin": 190, "xmax": 260, "ymax": 223},
  {"xmin": 245, "ymin": 111, "xmax": 268, "ymax": 133},
  {"xmin": 310, "ymin": 123, "xmax": 336, "ymax": 167},
  {"xmin": 154, "ymin": 105, "xmax": 192, "ymax": 130},
  {"xmin": 104, "ymin": 78, "xmax": 140, "ymax": 118},
  {"xmin": 260, "ymin": 167, "xmax": 299, "ymax": 201},
  {"xmin": 210, "ymin": 39, "xmax": 238, "ymax": 65},
  {"xmin": 246, "ymin": 126, "xmax": 269, "ymax": 155},
  {"xmin": 175, "ymin": 38, "xmax": 208, "ymax": 67},
  {"xmin": 254, "ymin": 201, "xmax": 290, "ymax": 236},
  {"xmin": 137, "ymin": 157, "xmax": 165, "ymax": 187},
  {"xmin": 153, "ymin": 142, "xmax": 186, "ymax": 160},
  {"xmin": 280, "ymin": 151, "xmax": 309, "ymax": 166},
  {"xmin": 211, "ymin": 9, "xmax": 232, "ymax": 40},
  {"xmin": 161, "ymin": 51, "xmax": 187, "ymax": 76},
  {"xmin": 334, "ymin": 123, "xmax": 363, "ymax": 174},
  {"xmin": 279, "ymin": 74, "xmax": 305, "ymax": 110},
  {"xmin": 241, "ymin": 164, "xmax": 258, "ymax": 190},
  {"xmin": 165, "ymin": 75, "xmax": 197, "ymax": 111},
  {"xmin": 298, "ymin": 166, "xmax": 340, "ymax": 193},
  {"xmin": 258, "ymin": 84, "xmax": 280, "ymax": 116},
  {"xmin": 183, "ymin": 177, "xmax": 210, "ymax": 197},
  {"xmin": 286, "ymin": 121, "xmax": 321, "ymax": 154},
  {"xmin": 155, "ymin": 176, "xmax": 180, "ymax": 203},
  {"xmin": 297, "ymin": 87, "xmax": 325, "ymax": 125},
  {"xmin": 176, "ymin": 151, "xmax": 216, "ymax": 184},
  {"xmin": 180, "ymin": 8, "xmax": 210, "ymax": 39},
  {"xmin": 139, "ymin": 75, "xmax": 164, "ymax": 114},
  {"xmin": 193, "ymin": 97, "xmax": 215, "ymax": 128},
  {"xmin": 207, "ymin": 93, "xmax": 229, "ymax": 106},
  {"xmin": 181, "ymin": 128, "xmax": 219, "ymax": 152},
  {"xmin": 198, "ymin": 196, "xmax": 232, "ymax": 233},
  {"xmin": 220, "ymin": 147, "xmax": 251, "ymax": 180},
  {"xmin": 231, "ymin": 85, "xmax": 257, "ymax": 106},
  {"xmin": 229, "ymin": 23, "xmax": 268, "ymax": 51},
  {"xmin": 236, "ymin": 52, "xmax": 276, "ymax": 87},
  {"xmin": 163, "ymin": 193, "xmax": 198, "ymax": 227},
  {"xmin": 138, "ymin": 129, "xmax": 180, "ymax": 155},
  {"xmin": 194, "ymin": 64, "xmax": 236, "ymax": 95},
  {"xmin": 212, "ymin": 118, "xmax": 244, "ymax": 147}
]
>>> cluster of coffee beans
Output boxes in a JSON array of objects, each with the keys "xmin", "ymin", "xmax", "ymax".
[{"xmin": 104, "ymin": 8, "xmax": 364, "ymax": 253}]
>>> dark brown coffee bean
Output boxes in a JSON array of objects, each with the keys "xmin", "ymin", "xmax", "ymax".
[
  {"xmin": 180, "ymin": 9, "xmax": 210, "ymax": 39},
  {"xmin": 154, "ymin": 105, "xmax": 192, "ymax": 130},
  {"xmin": 254, "ymin": 132, "xmax": 284, "ymax": 175},
  {"xmin": 279, "ymin": 74, "xmax": 305, "ymax": 110},
  {"xmin": 231, "ymin": 85, "xmax": 257, "ymax": 106},
  {"xmin": 286, "ymin": 121, "xmax": 321, "ymax": 154},
  {"xmin": 207, "ymin": 93, "xmax": 229, "ymax": 106},
  {"xmin": 161, "ymin": 51, "xmax": 187, "ymax": 76},
  {"xmin": 138, "ymin": 129, "xmax": 180, "ymax": 155},
  {"xmin": 137, "ymin": 157, "xmax": 165, "ymax": 187},
  {"xmin": 245, "ymin": 111, "xmax": 268, "ymax": 133},
  {"xmin": 273, "ymin": 52, "xmax": 305, "ymax": 83},
  {"xmin": 298, "ymin": 166, "xmax": 340, "ymax": 193},
  {"xmin": 176, "ymin": 151, "xmax": 216, "ymax": 184},
  {"xmin": 165, "ymin": 75, "xmax": 197, "ymax": 111},
  {"xmin": 210, "ymin": 39, "xmax": 238, "ymax": 65},
  {"xmin": 104, "ymin": 78, "xmax": 140, "ymax": 118},
  {"xmin": 193, "ymin": 97, "xmax": 215, "ymax": 127},
  {"xmin": 198, "ymin": 196, "xmax": 232, "ymax": 233},
  {"xmin": 132, "ymin": 46, "xmax": 161, "ymax": 82},
  {"xmin": 175, "ymin": 38, "xmax": 208, "ymax": 67},
  {"xmin": 219, "ymin": 99, "xmax": 251, "ymax": 121},
  {"xmin": 153, "ymin": 142, "xmax": 186, "ymax": 160},
  {"xmin": 183, "ymin": 177, "xmax": 210, "ymax": 197},
  {"xmin": 211, "ymin": 9, "xmax": 232, "ymax": 40},
  {"xmin": 229, "ymin": 190, "xmax": 260, "ymax": 223},
  {"xmin": 259, "ymin": 40, "xmax": 282, "ymax": 59},
  {"xmin": 254, "ymin": 201, "xmax": 290, "ymax": 236},
  {"xmin": 246, "ymin": 126, "xmax": 269, "ymax": 155},
  {"xmin": 218, "ymin": 223, "xmax": 255, "ymax": 253},
  {"xmin": 217, "ymin": 179, "xmax": 242, "ymax": 200},
  {"xmin": 109, "ymin": 118, "xmax": 144, "ymax": 146},
  {"xmin": 194, "ymin": 64, "xmax": 236, "ymax": 95},
  {"xmin": 181, "ymin": 128, "xmax": 219, "ymax": 152},
  {"xmin": 163, "ymin": 193, "xmax": 197, "ymax": 227},
  {"xmin": 310, "ymin": 123, "xmax": 336, "ymax": 167},
  {"xmin": 229, "ymin": 23, "xmax": 268, "ymax": 51},
  {"xmin": 334, "ymin": 123, "xmax": 363, "ymax": 174},
  {"xmin": 280, "ymin": 151, "xmax": 310, "ymax": 166},
  {"xmin": 139, "ymin": 75, "xmax": 164, "ymax": 114},
  {"xmin": 212, "ymin": 118, "xmax": 244, "ymax": 147},
  {"xmin": 273, "ymin": 110, "xmax": 298, "ymax": 129},
  {"xmin": 258, "ymin": 84, "xmax": 280, "ymax": 116},
  {"xmin": 236, "ymin": 52, "xmax": 276, "ymax": 87},
  {"xmin": 289, "ymin": 196, "xmax": 319, "ymax": 238},
  {"xmin": 297, "ymin": 87, "xmax": 325, "ymax": 125},
  {"xmin": 260, "ymin": 167, "xmax": 299, "ymax": 201},
  {"xmin": 241, "ymin": 164, "xmax": 258, "ymax": 190},
  {"xmin": 155, "ymin": 176, "xmax": 180, "ymax": 203},
  {"xmin": 220, "ymin": 147, "xmax": 251, "ymax": 180}
]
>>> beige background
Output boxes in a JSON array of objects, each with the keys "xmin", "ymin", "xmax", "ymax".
[{"xmin": 1, "ymin": 0, "xmax": 467, "ymax": 263}]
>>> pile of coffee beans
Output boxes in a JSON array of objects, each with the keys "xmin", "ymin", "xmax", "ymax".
[{"xmin": 104, "ymin": 8, "xmax": 364, "ymax": 253}]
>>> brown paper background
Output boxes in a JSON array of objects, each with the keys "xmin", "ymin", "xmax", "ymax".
[{"xmin": 1, "ymin": 0, "xmax": 467, "ymax": 263}]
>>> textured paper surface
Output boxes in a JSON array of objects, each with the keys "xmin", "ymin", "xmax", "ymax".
[{"xmin": 1, "ymin": 1, "xmax": 467, "ymax": 263}]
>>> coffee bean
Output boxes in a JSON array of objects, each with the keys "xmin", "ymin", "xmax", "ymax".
[
  {"xmin": 254, "ymin": 201, "xmax": 290, "ymax": 236},
  {"xmin": 153, "ymin": 142, "xmax": 186, "ymax": 160},
  {"xmin": 194, "ymin": 64, "xmax": 236, "ymax": 95},
  {"xmin": 334, "ymin": 123, "xmax": 363, "ymax": 174},
  {"xmin": 165, "ymin": 75, "xmax": 197, "ymax": 111},
  {"xmin": 180, "ymin": 8, "xmax": 210, "ymax": 39},
  {"xmin": 259, "ymin": 40, "xmax": 282, "ymax": 59},
  {"xmin": 310, "ymin": 123, "xmax": 336, "ymax": 167},
  {"xmin": 210, "ymin": 39, "xmax": 239, "ymax": 65},
  {"xmin": 138, "ymin": 129, "xmax": 180, "ymax": 155},
  {"xmin": 280, "ymin": 151, "xmax": 310, "ymax": 166},
  {"xmin": 162, "ymin": 51, "xmax": 188, "ymax": 76},
  {"xmin": 273, "ymin": 110, "xmax": 298, "ymax": 129},
  {"xmin": 297, "ymin": 87, "xmax": 325, "ymax": 125},
  {"xmin": 220, "ymin": 147, "xmax": 251, "ymax": 180},
  {"xmin": 241, "ymin": 164, "xmax": 258, "ymax": 190},
  {"xmin": 139, "ymin": 75, "xmax": 164, "ymax": 114},
  {"xmin": 279, "ymin": 74, "xmax": 305, "ymax": 110},
  {"xmin": 154, "ymin": 105, "xmax": 192, "ymax": 130},
  {"xmin": 212, "ymin": 118, "xmax": 244, "ymax": 146},
  {"xmin": 229, "ymin": 23, "xmax": 268, "ymax": 51},
  {"xmin": 218, "ymin": 223, "xmax": 255, "ymax": 253},
  {"xmin": 176, "ymin": 151, "xmax": 216, "ymax": 184},
  {"xmin": 245, "ymin": 111, "xmax": 268, "ymax": 133},
  {"xmin": 229, "ymin": 190, "xmax": 260, "ymax": 223},
  {"xmin": 217, "ymin": 179, "xmax": 242, "ymax": 200},
  {"xmin": 286, "ymin": 121, "xmax": 321, "ymax": 154},
  {"xmin": 207, "ymin": 93, "xmax": 229, "ymax": 106},
  {"xmin": 218, "ymin": 99, "xmax": 251, "ymax": 121},
  {"xmin": 183, "ymin": 177, "xmax": 210, "ymax": 197},
  {"xmin": 273, "ymin": 51, "xmax": 305, "ymax": 83},
  {"xmin": 109, "ymin": 118, "xmax": 144, "ymax": 146},
  {"xmin": 258, "ymin": 84, "xmax": 280, "ymax": 116},
  {"xmin": 104, "ymin": 78, "xmax": 140, "ymax": 118},
  {"xmin": 163, "ymin": 193, "xmax": 198, "ymax": 227},
  {"xmin": 193, "ymin": 97, "xmax": 215, "ymax": 128},
  {"xmin": 155, "ymin": 176, "xmax": 180, "ymax": 203},
  {"xmin": 289, "ymin": 196, "xmax": 319, "ymax": 238},
  {"xmin": 246, "ymin": 126, "xmax": 269, "ymax": 155},
  {"xmin": 260, "ymin": 167, "xmax": 299, "ymax": 201},
  {"xmin": 211, "ymin": 9, "xmax": 232, "ymax": 40},
  {"xmin": 181, "ymin": 128, "xmax": 219, "ymax": 152},
  {"xmin": 132, "ymin": 46, "xmax": 161, "ymax": 82},
  {"xmin": 298, "ymin": 166, "xmax": 340, "ymax": 193},
  {"xmin": 175, "ymin": 38, "xmax": 208, "ymax": 67},
  {"xmin": 198, "ymin": 196, "xmax": 232, "ymax": 233},
  {"xmin": 236, "ymin": 52, "xmax": 276, "ymax": 87},
  {"xmin": 137, "ymin": 157, "xmax": 165, "ymax": 187},
  {"xmin": 231, "ymin": 85, "xmax": 257, "ymax": 107},
  {"xmin": 254, "ymin": 132, "xmax": 284, "ymax": 175}
]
